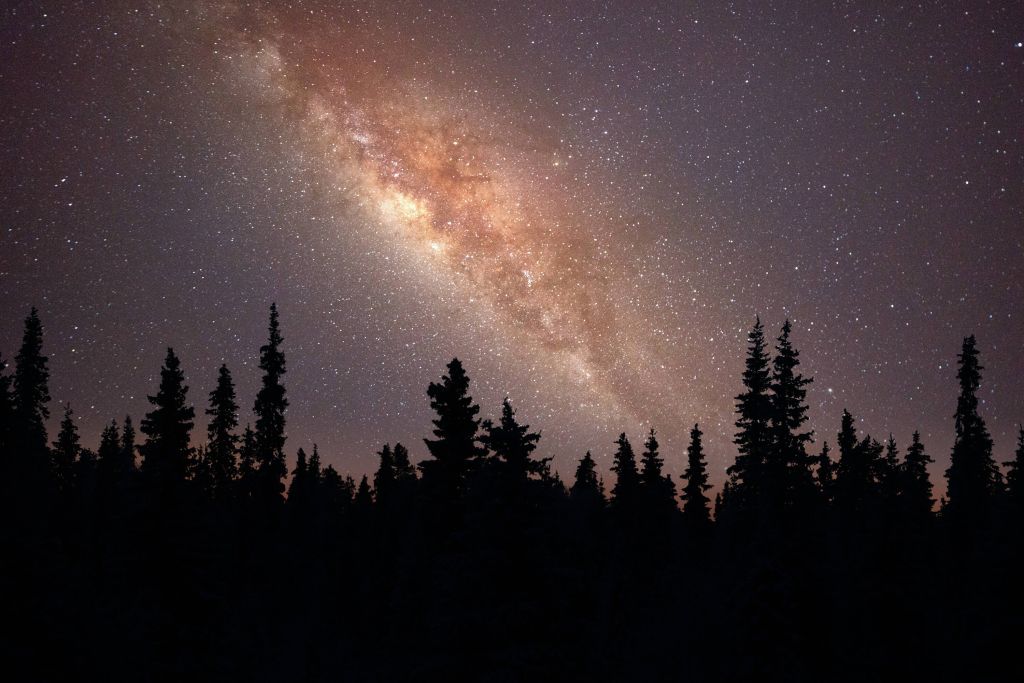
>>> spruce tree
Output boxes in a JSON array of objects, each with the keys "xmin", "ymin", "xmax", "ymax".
[
  {"xmin": 320, "ymin": 465, "xmax": 351, "ymax": 520},
  {"xmin": 51, "ymin": 404, "xmax": 80, "ymax": 492},
  {"xmin": 205, "ymin": 364, "xmax": 240, "ymax": 500},
  {"xmin": 880, "ymin": 435, "xmax": 902, "ymax": 505},
  {"xmin": 253, "ymin": 303, "xmax": 288, "ymax": 506},
  {"xmin": 96, "ymin": 419, "xmax": 122, "ymax": 487},
  {"xmin": 420, "ymin": 358, "xmax": 484, "ymax": 496},
  {"xmin": 13, "ymin": 307, "xmax": 50, "ymax": 461},
  {"xmin": 834, "ymin": 410, "xmax": 870, "ymax": 509},
  {"xmin": 610, "ymin": 433, "xmax": 639, "ymax": 509},
  {"xmin": 728, "ymin": 317, "xmax": 773, "ymax": 511},
  {"xmin": 139, "ymin": 348, "xmax": 195, "ymax": 488},
  {"xmin": 679, "ymin": 423, "xmax": 712, "ymax": 527},
  {"xmin": 1005, "ymin": 426, "xmax": 1024, "ymax": 510},
  {"xmin": 355, "ymin": 474, "xmax": 373, "ymax": 510},
  {"xmin": 639, "ymin": 427, "xmax": 677, "ymax": 515},
  {"xmin": 571, "ymin": 451, "xmax": 604, "ymax": 504},
  {"xmin": 944, "ymin": 335, "xmax": 999, "ymax": 524},
  {"xmin": 373, "ymin": 443, "xmax": 396, "ymax": 503},
  {"xmin": 481, "ymin": 398, "xmax": 546, "ymax": 481},
  {"xmin": 120, "ymin": 415, "xmax": 136, "ymax": 472},
  {"xmin": 769, "ymin": 320, "xmax": 815, "ymax": 509},
  {"xmin": 288, "ymin": 447, "xmax": 310, "ymax": 511},
  {"xmin": 392, "ymin": 442, "xmax": 415, "ymax": 483},
  {"xmin": 237, "ymin": 424, "xmax": 257, "ymax": 501},
  {"xmin": 816, "ymin": 441, "xmax": 835, "ymax": 503},
  {"xmin": 97, "ymin": 420, "xmax": 120, "ymax": 466},
  {"xmin": 902, "ymin": 431, "xmax": 934, "ymax": 517},
  {"xmin": 307, "ymin": 444, "xmax": 322, "ymax": 483}
]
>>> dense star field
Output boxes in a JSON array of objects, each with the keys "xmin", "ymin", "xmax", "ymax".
[{"xmin": 2, "ymin": 0, "xmax": 1023, "ymax": 488}]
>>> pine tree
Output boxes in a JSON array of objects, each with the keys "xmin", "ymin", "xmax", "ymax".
[
  {"xmin": 51, "ymin": 404, "xmax": 80, "ymax": 492},
  {"xmin": 373, "ymin": 443, "xmax": 396, "ymax": 502},
  {"xmin": 944, "ymin": 335, "xmax": 999, "ymax": 524},
  {"xmin": 237, "ymin": 424, "xmax": 257, "ymax": 501},
  {"xmin": 728, "ymin": 317, "xmax": 773, "ymax": 511},
  {"xmin": 639, "ymin": 427, "xmax": 677, "ymax": 515},
  {"xmin": 120, "ymin": 415, "xmax": 136, "ymax": 472},
  {"xmin": 769, "ymin": 320, "xmax": 815, "ymax": 509},
  {"xmin": 319, "ymin": 464, "xmax": 352, "ymax": 521},
  {"xmin": 902, "ymin": 431, "xmax": 934, "ymax": 517},
  {"xmin": 481, "ymin": 398, "xmax": 547, "ymax": 481},
  {"xmin": 816, "ymin": 441, "xmax": 835, "ymax": 503},
  {"xmin": 679, "ymin": 423, "xmax": 712, "ymax": 527},
  {"xmin": 97, "ymin": 420, "xmax": 121, "ymax": 465},
  {"xmin": 205, "ymin": 364, "xmax": 239, "ymax": 500},
  {"xmin": 288, "ymin": 447, "xmax": 310, "ymax": 510},
  {"xmin": 571, "ymin": 451, "xmax": 604, "ymax": 504},
  {"xmin": 307, "ymin": 444, "xmax": 322, "ymax": 482},
  {"xmin": 610, "ymin": 433, "xmax": 639, "ymax": 509},
  {"xmin": 13, "ymin": 307, "xmax": 50, "ymax": 461},
  {"xmin": 96, "ymin": 419, "xmax": 122, "ymax": 486},
  {"xmin": 253, "ymin": 303, "xmax": 288, "ymax": 506},
  {"xmin": 392, "ymin": 442, "xmax": 415, "ymax": 483},
  {"xmin": 1005, "ymin": 426, "xmax": 1024, "ymax": 510},
  {"xmin": 139, "ymin": 348, "xmax": 195, "ymax": 488},
  {"xmin": 420, "ymin": 358, "xmax": 484, "ymax": 496},
  {"xmin": 880, "ymin": 435, "xmax": 902, "ymax": 505},
  {"xmin": 834, "ymin": 410, "xmax": 872, "ymax": 510},
  {"xmin": 190, "ymin": 445, "xmax": 211, "ymax": 494},
  {"xmin": 355, "ymin": 474, "xmax": 373, "ymax": 510}
]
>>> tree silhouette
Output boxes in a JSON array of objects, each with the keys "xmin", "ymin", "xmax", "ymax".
[
  {"xmin": 355, "ymin": 474, "xmax": 373, "ymax": 511},
  {"xmin": 96, "ymin": 413, "xmax": 132, "ymax": 505},
  {"xmin": 834, "ymin": 410, "xmax": 875, "ymax": 511},
  {"xmin": 374, "ymin": 441, "xmax": 416, "ymax": 511},
  {"xmin": 639, "ymin": 427, "xmax": 677, "ymax": 517},
  {"xmin": 97, "ymin": 420, "xmax": 120, "ymax": 469},
  {"xmin": 728, "ymin": 317, "xmax": 773, "ymax": 512},
  {"xmin": 139, "ymin": 348, "xmax": 195, "ymax": 489},
  {"xmin": 237, "ymin": 424, "xmax": 257, "ymax": 503},
  {"xmin": 373, "ymin": 443, "xmax": 396, "ymax": 502},
  {"xmin": 481, "ymin": 398, "xmax": 547, "ymax": 481},
  {"xmin": 307, "ymin": 444, "xmax": 322, "ymax": 482},
  {"xmin": 13, "ymin": 307, "xmax": 50, "ymax": 462},
  {"xmin": 204, "ymin": 364, "xmax": 240, "ymax": 501},
  {"xmin": 571, "ymin": 451, "xmax": 604, "ymax": 506},
  {"xmin": 816, "ymin": 441, "xmax": 835, "ymax": 503},
  {"xmin": 902, "ymin": 431, "xmax": 934, "ymax": 517},
  {"xmin": 420, "ymin": 358, "xmax": 484, "ymax": 498},
  {"xmin": 253, "ymin": 303, "xmax": 288, "ymax": 508},
  {"xmin": 120, "ymin": 415, "xmax": 136, "ymax": 472},
  {"xmin": 679, "ymin": 423, "xmax": 711, "ymax": 528},
  {"xmin": 880, "ymin": 435, "xmax": 902, "ymax": 506},
  {"xmin": 1005, "ymin": 426, "xmax": 1024, "ymax": 510},
  {"xmin": 610, "ymin": 432, "xmax": 639, "ymax": 510},
  {"xmin": 944, "ymin": 335, "xmax": 999, "ymax": 526},
  {"xmin": 4, "ymin": 305, "xmax": 1022, "ymax": 682},
  {"xmin": 769, "ymin": 319, "xmax": 815, "ymax": 511},
  {"xmin": 287, "ymin": 446, "xmax": 314, "ymax": 530},
  {"xmin": 391, "ymin": 442, "xmax": 415, "ymax": 484},
  {"xmin": 51, "ymin": 403, "xmax": 80, "ymax": 493}
]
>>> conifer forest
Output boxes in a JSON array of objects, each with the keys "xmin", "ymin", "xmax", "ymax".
[{"xmin": 2, "ymin": 306, "xmax": 1022, "ymax": 681}]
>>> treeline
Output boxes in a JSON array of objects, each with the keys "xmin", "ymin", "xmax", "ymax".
[{"xmin": 1, "ymin": 306, "xmax": 1023, "ymax": 682}]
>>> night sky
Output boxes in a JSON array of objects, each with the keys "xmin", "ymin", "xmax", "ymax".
[{"xmin": 2, "ymin": 1, "xmax": 1022, "ymax": 491}]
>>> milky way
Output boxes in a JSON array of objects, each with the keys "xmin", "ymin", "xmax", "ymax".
[
  {"xmin": 2, "ymin": 1, "xmax": 1022, "ymax": 488},
  {"xmin": 211, "ymin": 9, "xmax": 697, "ymax": 431}
]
